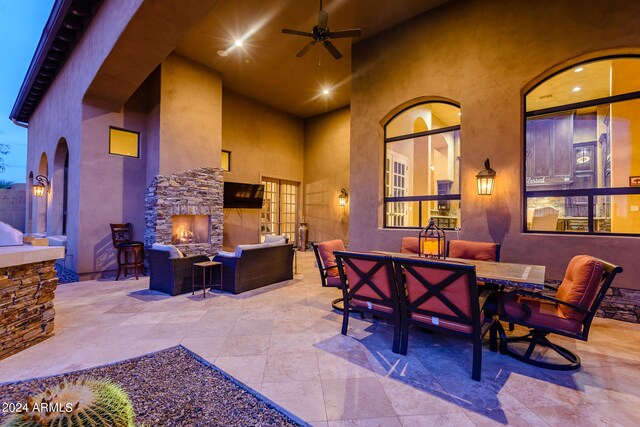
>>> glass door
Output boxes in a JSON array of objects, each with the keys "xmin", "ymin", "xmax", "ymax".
[{"xmin": 261, "ymin": 177, "xmax": 299, "ymax": 244}]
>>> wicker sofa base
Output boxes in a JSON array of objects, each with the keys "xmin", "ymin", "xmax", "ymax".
[{"xmin": 213, "ymin": 244, "xmax": 294, "ymax": 294}]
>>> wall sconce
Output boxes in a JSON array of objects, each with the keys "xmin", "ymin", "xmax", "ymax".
[
  {"xmin": 476, "ymin": 158, "xmax": 496, "ymax": 195},
  {"xmin": 33, "ymin": 175, "xmax": 49, "ymax": 197},
  {"xmin": 418, "ymin": 218, "xmax": 446, "ymax": 258},
  {"xmin": 339, "ymin": 188, "xmax": 349, "ymax": 206}
]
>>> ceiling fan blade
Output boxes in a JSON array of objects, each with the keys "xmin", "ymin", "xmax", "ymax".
[
  {"xmin": 297, "ymin": 40, "xmax": 317, "ymax": 57},
  {"xmin": 282, "ymin": 28, "xmax": 315, "ymax": 37},
  {"xmin": 323, "ymin": 40, "xmax": 342, "ymax": 59},
  {"xmin": 318, "ymin": 9, "xmax": 328, "ymax": 30},
  {"xmin": 328, "ymin": 29, "xmax": 362, "ymax": 39}
]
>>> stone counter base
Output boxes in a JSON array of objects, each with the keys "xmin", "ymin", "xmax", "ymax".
[{"xmin": 0, "ymin": 260, "xmax": 58, "ymax": 360}]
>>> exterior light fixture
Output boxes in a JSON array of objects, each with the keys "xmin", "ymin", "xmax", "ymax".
[
  {"xmin": 418, "ymin": 218, "xmax": 446, "ymax": 258},
  {"xmin": 476, "ymin": 158, "xmax": 496, "ymax": 196},
  {"xmin": 339, "ymin": 188, "xmax": 348, "ymax": 206},
  {"xmin": 33, "ymin": 175, "xmax": 49, "ymax": 197}
]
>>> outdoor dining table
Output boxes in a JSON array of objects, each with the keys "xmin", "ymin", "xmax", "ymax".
[{"xmin": 375, "ymin": 252, "xmax": 546, "ymax": 290}]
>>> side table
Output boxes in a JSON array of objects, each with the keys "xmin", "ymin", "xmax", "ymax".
[{"xmin": 192, "ymin": 261, "xmax": 223, "ymax": 298}]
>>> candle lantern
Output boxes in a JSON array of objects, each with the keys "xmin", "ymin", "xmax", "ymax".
[{"xmin": 418, "ymin": 218, "xmax": 446, "ymax": 259}]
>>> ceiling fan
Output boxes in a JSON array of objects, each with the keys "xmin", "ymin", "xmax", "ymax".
[{"xmin": 281, "ymin": 0, "xmax": 362, "ymax": 60}]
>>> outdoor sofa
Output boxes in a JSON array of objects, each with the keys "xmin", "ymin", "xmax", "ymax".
[{"xmin": 213, "ymin": 237, "xmax": 294, "ymax": 294}]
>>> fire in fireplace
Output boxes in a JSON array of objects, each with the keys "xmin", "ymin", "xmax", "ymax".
[{"xmin": 171, "ymin": 215, "xmax": 210, "ymax": 245}]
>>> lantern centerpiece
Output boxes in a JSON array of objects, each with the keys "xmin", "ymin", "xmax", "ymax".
[{"xmin": 418, "ymin": 218, "xmax": 446, "ymax": 259}]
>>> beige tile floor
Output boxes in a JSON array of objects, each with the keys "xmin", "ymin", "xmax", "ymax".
[{"xmin": 2, "ymin": 252, "xmax": 640, "ymax": 426}]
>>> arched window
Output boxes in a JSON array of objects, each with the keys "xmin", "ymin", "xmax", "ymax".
[
  {"xmin": 384, "ymin": 101, "xmax": 461, "ymax": 229},
  {"xmin": 525, "ymin": 56, "xmax": 640, "ymax": 235}
]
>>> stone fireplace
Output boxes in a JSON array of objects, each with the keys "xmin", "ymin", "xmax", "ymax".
[
  {"xmin": 145, "ymin": 167, "xmax": 223, "ymax": 257},
  {"xmin": 171, "ymin": 215, "xmax": 210, "ymax": 245}
]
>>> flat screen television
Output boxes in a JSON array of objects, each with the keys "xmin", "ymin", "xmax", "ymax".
[{"xmin": 223, "ymin": 182, "xmax": 265, "ymax": 209}]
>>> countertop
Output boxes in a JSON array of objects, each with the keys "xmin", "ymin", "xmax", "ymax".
[{"xmin": 0, "ymin": 245, "xmax": 65, "ymax": 269}]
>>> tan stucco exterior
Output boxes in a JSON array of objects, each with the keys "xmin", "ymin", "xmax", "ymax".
[
  {"xmin": 19, "ymin": 0, "xmax": 640, "ymax": 290},
  {"xmin": 221, "ymin": 88, "xmax": 304, "ymax": 249},
  {"xmin": 349, "ymin": 0, "xmax": 640, "ymax": 288},
  {"xmin": 304, "ymin": 107, "xmax": 350, "ymax": 244}
]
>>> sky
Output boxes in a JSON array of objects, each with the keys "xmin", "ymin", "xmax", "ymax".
[{"xmin": 0, "ymin": 1, "xmax": 55, "ymax": 183}]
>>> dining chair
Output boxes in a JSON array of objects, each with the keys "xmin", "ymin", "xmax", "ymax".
[
  {"xmin": 312, "ymin": 239, "xmax": 347, "ymax": 311},
  {"xmin": 530, "ymin": 207, "xmax": 559, "ymax": 231},
  {"xmin": 497, "ymin": 255, "xmax": 622, "ymax": 370},
  {"xmin": 446, "ymin": 240, "xmax": 501, "ymax": 262},
  {"xmin": 335, "ymin": 251, "xmax": 402, "ymax": 353},
  {"xmin": 393, "ymin": 256, "xmax": 497, "ymax": 381},
  {"xmin": 400, "ymin": 237, "xmax": 419, "ymax": 255}
]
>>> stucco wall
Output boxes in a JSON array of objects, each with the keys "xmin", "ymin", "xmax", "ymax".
[
  {"xmin": 221, "ymin": 88, "xmax": 304, "ymax": 249},
  {"xmin": 158, "ymin": 54, "xmax": 222, "ymax": 176},
  {"xmin": 304, "ymin": 107, "xmax": 350, "ymax": 244},
  {"xmin": 25, "ymin": 0, "xmax": 146, "ymax": 275},
  {"xmin": 24, "ymin": 0, "xmax": 220, "ymax": 276},
  {"xmin": 0, "ymin": 184, "xmax": 26, "ymax": 232},
  {"xmin": 349, "ymin": 0, "xmax": 640, "ymax": 289}
]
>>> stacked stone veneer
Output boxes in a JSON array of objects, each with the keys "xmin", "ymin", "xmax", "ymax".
[
  {"xmin": 0, "ymin": 260, "xmax": 57, "ymax": 360},
  {"xmin": 145, "ymin": 167, "xmax": 223, "ymax": 257}
]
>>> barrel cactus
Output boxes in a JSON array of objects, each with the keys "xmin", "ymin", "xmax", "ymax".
[{"xmin": 3, "ymin": 378, "xmax": 136, "ymax": 427}]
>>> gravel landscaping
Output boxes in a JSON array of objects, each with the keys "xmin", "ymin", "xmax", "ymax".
[{"xmin": 0, "ymin": 346, "xmax": 306, "ymax": 426}]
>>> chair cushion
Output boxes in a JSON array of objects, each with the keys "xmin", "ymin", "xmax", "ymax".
[
  {"xmin": 326, "ymin": 275, "xmax": 342, "ymax": 287},
  {"xmin": 411, "ymin": 311, "xmax": 484, "ymax": 334},
  {"xmin": 216, "ymin": 250, "xmax": 237, "ymax": 258},
  {"xmin": 151, "ymin": 243, "xmax": 183, "ymax": 259},
  {"xmin": 236, "ymin": 243, "xmax": 268, "ymax": 256},
  {"xmin": 555, "ymin": 255, "xmax": 603, "ymax": 320},
  {"xmin": 405, "ymin": 266, "xmax": 474, "ymax": 332},
  {"xmin": 502, "ymin": 296, "xmax": 583, "ymax": 334},
  {"xmin": 317, "ymin": 240, "xmax": 346, "ymax": 277},
  {"xmin": 401, "ymin": 237, "xmax": 420, "ymax": 254},
  {"xmin": 352, "ymin": 298, "xmax": 394, "ymax": 314},
  {"xmin": 264, "ymin": 234, "xmax": 287, "ymax": 244},
  {"xmin": 265, "ymin": 239, "xmax": 287, "ymax": 247},
  {"xmin": 345, "ymin": 257, "xmax": 395, "ymax": 313},
  {"xmin": 448, "ymin": 240, "xmax": 498, "ymax": 261}
]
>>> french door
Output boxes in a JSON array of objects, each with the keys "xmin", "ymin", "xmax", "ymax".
[
  {"xmin": 261, "ymin": 178, "xmax": 299, "ymax": 244},
  {"xmin": 385, "ymin": 151, "xmax": 410, "ymax": 227}
]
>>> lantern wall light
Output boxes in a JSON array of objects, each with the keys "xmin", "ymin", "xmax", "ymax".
[
  {"xmin": 33, "ymin": 175, "xmax": 49, "ymax": 197},
  {"xmin": 339, "ymin": 188, "xmax": 349, "ymax": 206},
  {"xmin": 476, "ymin": 158, "xmax": 496, "ymax": 195}
]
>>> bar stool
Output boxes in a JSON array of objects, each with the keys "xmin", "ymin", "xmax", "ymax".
[{"xmin": 110, "ymin": 223, "xmax": 145, "ymax": 280}]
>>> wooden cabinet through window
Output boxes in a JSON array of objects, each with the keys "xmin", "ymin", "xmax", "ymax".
[{"xmin": 525, "ymin": 113, "xmax": 574, "ymax": 188}]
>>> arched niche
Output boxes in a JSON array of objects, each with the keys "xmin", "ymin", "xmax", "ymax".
[
  {"xmin": 36, "ymin": 153, "xmax": 48, "ymax": 234},
  {"xmin": 27, "ymin": 171, "xmax": 34, "ymax": 234},
  {"xmin": 52, "ymin": 138, "xmax": 69, "ymax": 235}
]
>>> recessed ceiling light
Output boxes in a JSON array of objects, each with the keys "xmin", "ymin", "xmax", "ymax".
[
  {"xmin": 572, "ymin": 86, "xmax": 581, "ymax": 92},
  {"xmin": 234, "ymin": 40, "xmax": 243, "ymax": 47},
  {"xmin": 322, "ymin": 89, "xmax": 330, "ymax": 95},
  {"xmin": 217, "ymin": 50, "xmax": 229, "ymax": 57},
  {"xmin": 574, "ymin": 67, "xmax": 584, "ymax": 72}
]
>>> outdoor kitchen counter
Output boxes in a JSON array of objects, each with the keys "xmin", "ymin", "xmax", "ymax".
[
  {"xmin": 0, "ymin": 245, "xmax": 64, "ymax": 360},
  {"xmin": 0, "ymin": 245, "xmax": 64, "ymax": 269}
]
